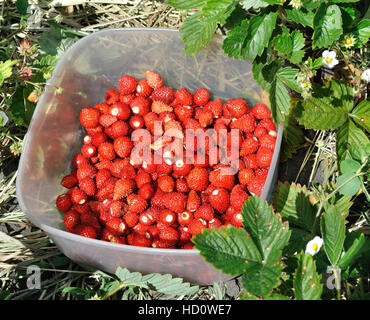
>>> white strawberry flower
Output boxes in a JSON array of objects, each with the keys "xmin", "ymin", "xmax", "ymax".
[
  {"xmin": 361, "ymin": 69, "xmax": 370, "ymax": 82},
  {"xmin": 322, "ymin": 50, "xmax": 339, "ymax": 69},
  {"xmin": 305, "ymin": 236, "xmax": 323, "ymax": 256}
]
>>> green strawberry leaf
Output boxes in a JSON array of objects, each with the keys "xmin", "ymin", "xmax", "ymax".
[
  {"xmin": 285, "ymin": 8, "xmax": 314, "ymax": 27},
  {"xmin": 280, "ymin": 117, "xmax": 305, "ymax": 162},
  {"xmin": 313, "ymin": 4, "xmax": 343, "ymax": 48},
  {"xmin": 194, "ymin": 196, "xmax": 290, "ymax": 296},
  {"xmin": 193, "ymin": 225, "xmax": 262, "ymax": 276},
  {"xmin": 336, "ymin": 119, "xmax": 370, "ymax": 164},
  {"xmin": 320, "ymin": 206, "xmax": 346, "ymax": 266},
  {"xmin": 336, "ymin": 172, "xmax": 362, "ymax": 197},
  {"xmin": 241, "ymin": 11, "xmax": 277, "ymax": 61},
  {"xmin": 222, "ymin": 19, "xmax": 249, "ymax": 59},
  {"xmin": 338, "ymin": 233, "xmax": 366, "ymax": 270},
  {"xmin": 293, "ymin": 252, "xmax": 323, "ymax": 300},
  {"xmin": 350, "ymin": 99, "xmax": 370, "ymax": 133},
  {"xmin": 179, "ymin": 0, "xmax": 236, "ymax": 55},
  {"xmin": 272, "ymin": 33, "xmax": 293, "ymax": 55},
  {"xmin": 339, "ymin": 159, "xmax": 361, "ymax": 174},
  {"xmin": 273, "ymin": 182, "xmax": 316, "ymax": 232}
]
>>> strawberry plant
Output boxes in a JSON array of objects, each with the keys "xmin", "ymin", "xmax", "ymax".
[{"xmin": 168, "ymin": 0, "xmax": 370, "ymax": 165}]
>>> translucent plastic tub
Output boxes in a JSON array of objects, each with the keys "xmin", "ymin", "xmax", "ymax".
[{"xmin": 16, "ymin": 28, "xmax": 283, "ymax": 284}]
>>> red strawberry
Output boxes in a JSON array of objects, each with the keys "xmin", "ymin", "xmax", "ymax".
[
  {"xmin": 80, "ymin": 213, "xmax": 101, "ymax": 233},
  {"xmin": 72, "ymin": 154, "xmax": 89, "ymax": 168},
  {"xmin": 230, "ymin": 184, "xmax": 249, "ymax": 211},
  {"xmin": 198, "ymin": 109, "xmax": 213, "ymax": 128},
  {"xmin": 73, "ymin": 225, "xmax": 98, "ymax": 239},
  {"xmin": 79, "ymin": 177, "xmax": 96, "ymax": 197},
  {"xmin": 143, "ymin": 112, "xmax": 160, "ymax": 133},
  {"xmin": 99, "ymin": 113, "xmax": 117, "ymax": 127},
  {"xmin": 258, "ymin": 134, "xmax": 276, "ymax": 150},
  {"xmin": 105, "ymin": 88, "xmax": 120, "ymax": 105},
  {"xmin": 247, "ymin": 176, "xmax": 266, "ymax": 196},
  {"xmin": 77, "ymin": 164, "xmax": 97, "ymax": 181},
  {"xmin": 251, "ymin": 103, "xmax": 271, "ymax": 119},
  {"xmin": 110, "ymin": 200, "xmax": 124, "ymax": 217},
  {"xmin": 105, "ymin": 121, "xmax": 129, "ymax": 139},
  {"xmin": 178, "ymin": 225, "xmax": 192, "ymax": 243},
  {"xmin": 182, "ymin": 118, "xmax": 202, "ymax": 131},
  {"xmin": 132, "ymin": 233, "xmax": 152, "ymax": 247},
  {"xmin": 126, "ymin": 194, "xmax": 148, "ymax": 214},
  {"xmin": 256, "ymin": 147, "xmax": 273, "ymax": 168},
  {"xmin": 145, "ymin": 70, "xmax": 163, "ymax": 89},
  {"xmin": 135, "ymin": 171, "xmax": 151, "ymax": 188},
  {"xmin": 173, "ymin": 158, "xmax": 192, "ymax": 177},
  {"xmin": 106, "ymin": 218, "xmax": 127, "ymax": 235},
  {"xmin": 230, "ymin": 114, "xmax": 256, "ymax": 132},
  {"xmin": 136, "ymin": 79, "xmax": 153, "ymax": 97},
  {"xmin": 159, "ymin": 209, "xmax": 177, "ymax": 226},
  {"xmin": 118, "ymin": 75, "xmax": 137, "ymax": 95},
  {"xmin": 113, "ymin": 178, "xmax": 136, "ymax": 200},
  {"xmin": 186, "ymin": 190, "xmax": 201, "ymax": 212},
  {"xmin": 209, "ymin": 187, "xmax": 230, "ymax": 212},
  {"xmin": 209, "ymin": 166, "xmax": 235, "ymax": 191},
  {"xmin": 64, "ymin": 210, "xmax": 80, "ymax": 231},
  {"xmin": 194, "ymin": 204, "xmax": 214, "ymax": 221},
  {"xmin": 61, "ymin": 174, "xmax": 78, "ymax": 189},
  {"xmin": 159, "ymin": 226, "xmax": 179, "ymax": 244},
  {"xmin": 174, "ymin": 105, "xmax": 193, "ymax": 122},
  {"xmin": 79, "ymin": 108, "xmax": 100, "ymax": 128},
  {"xmin": 90, "ymin": 132, "xmax": 107, "ymax": 148},
  {"xmin": 98, "ymin": 142, "xmax": 116, "ymax": 160},
  {"xmin": 175, "ymin": 88, "xmax": 193, "ymax": 105},
  {"xmin": 109, "ymin": 102, "xmax": 131, "ymax": 120},
  {"xmin": 85, "ymin": 125, "xmax": 103, "ymax": 136},
  {"xmin": 188, "ymin": 218, "xmax": 207, "ymax": 234},
  {"xmin": 230, "ymin": 211, "xmax": 243, "ymax": 228},
  {"xmin": 129, "ymin": 115, "xmax": 145, "ymax": 130},
  {"xmin": 94, "ymin": 102, "xmax": 110, "ymax": 114},
  {"xmin": 224, "ymin": 98, "xmax": 250, "ymax": 118},
  {"xmin": 186, "ymin": 167, "xmax": 209, "ymax": 191},
  {"xmin": 139, "ymin": 210, "xmax": 156, "ymax": 226},
  {"xmin": 56, "ymin": 193, "xmax": 72, "ymax": 212},
  {"xmin": 130, "ymin": 96, "xmax": 150, "ymax": 116},
  {"xmin": 178, "ymin": 211, "xmax": 193, "ymax": 225},
  {"xmin": 208, "ymin": 217, "xmax": 222, "ymax": 229},
  {"xmin": 204, "ymin": 98, "xmax": 223, "ymax": 118},
  {"xmin": 254, "ymin": 126, "xmax": 268, "ymax": 138},
  {"xmin": 71, "ymin": 187, "xmax": 87, "ymax": 205},
  {"xmin": 175, "ymin": 178, "xmax": 190, "ymax": 193},
  {"xmin": 151, "ymin": 100, "xmax": 173, "ymax": 114},
  {"xmin": 255, "ymin": 168, "xmax": 268, "ymax": 177},
  {"xmin": 243, "ymin": 154, "xmax": 258, "ymax": 170},
  {"xmin": 124, "ymin": 212, "xmax": 139, "ymax": 227},
  {"xmin": 114, "ymin": 136, "xmax": 133, "ymax": 158},
  {"xmin": 138, "ymin": 183, "xmax": 154, "ymax": 200},
  {"xmin": 157, "ymin": 175, "xmax": 175, "ymax": 193},
  {"xmin": 193, "ymin": 88, "xmax": 210, "ymax": 106},
  {"xmin": 163, "ymin": 192, "xmax": 187, "ymax": 213},
  {"xmin": 151, "ymin": 86, "xmax": 175, "ymax": 105},
  {"xmin": 120, "ymin": 93, "xmax": 135, "ymax": 105},
  {"xmin": 80, "ymin": 144, "xmax": 95, "ymax": 158},
  {"xmin": 257, "ymin": 118, "xmax": 276, "ymax": 132},
  {"xmin": 238, "ymin": 168, "xmax": 255, "ymax": 185},
  {"xmin": 240, "ymin": 137, "xmax": 260, "ymax": 156}
]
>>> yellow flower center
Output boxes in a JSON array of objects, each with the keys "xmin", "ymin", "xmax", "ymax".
[
  {"xmin": 312, "ymin": 243, "xmax": 318, "ymax": 251},
  {"xmin": 326, "ymin": 57, "xmax": 333, "ymax": 64},
  {"xmin": 345, "ymin": 38, "xmax": 353, "ymax": 45},
  {"xmin": 302, "ymin": 81, "xmax": 308, "ymax": 88}
]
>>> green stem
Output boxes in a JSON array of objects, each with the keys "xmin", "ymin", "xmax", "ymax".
[{"xmin": 333, "ymin": 267, "xmax": 341, "ymax": 300}]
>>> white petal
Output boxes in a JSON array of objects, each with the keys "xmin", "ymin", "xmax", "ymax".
[
  {"xmin": 322, "ymin": 50, "xmax": 330, "ymax": 58},
  {"xmin": 328, "ymin": 51, "xmax": 337, "ymax": 59}
]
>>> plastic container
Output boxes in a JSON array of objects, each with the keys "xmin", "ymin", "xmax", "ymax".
[{"xmin": 16, "ymin": 28, "xmax": 283, "ymax": 285}]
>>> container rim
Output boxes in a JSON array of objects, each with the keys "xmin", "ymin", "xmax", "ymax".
[{"xmin": 16, "ymin": 27, "xmax": 283, "ymax": 257}]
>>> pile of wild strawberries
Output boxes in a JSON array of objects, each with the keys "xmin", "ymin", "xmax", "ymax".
[{"xmin": 55, "ymin": 71, "xmax": 276, "ymax": 249}]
